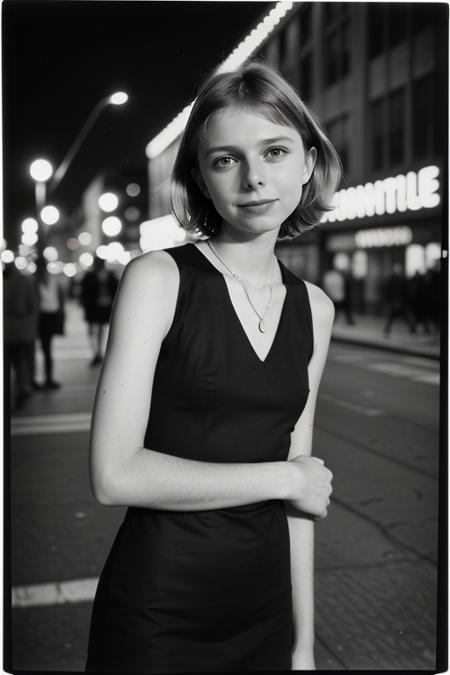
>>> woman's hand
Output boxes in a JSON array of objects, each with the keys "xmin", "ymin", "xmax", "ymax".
[{"xmin": 287, "ymin": 455, "xmax": 332, "ymax": 519}]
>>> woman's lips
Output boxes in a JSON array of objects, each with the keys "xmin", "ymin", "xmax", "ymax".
[{"xmin": 237, "ymin": 200, "xmax": 277, "ymax": 213}]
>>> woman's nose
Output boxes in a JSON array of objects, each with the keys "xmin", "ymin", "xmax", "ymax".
[{"xmin": 241, "ymin": 160, "xmax": 266, "ymax": 190}]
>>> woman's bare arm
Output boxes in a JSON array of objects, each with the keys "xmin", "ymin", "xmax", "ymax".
[
  {"xmin": 286, "ymin": 282, "xmax": 334, "ymax": 667},
  {"xmin": 89, "ymin": 252, "xmax": 331, "ymax": 513}
]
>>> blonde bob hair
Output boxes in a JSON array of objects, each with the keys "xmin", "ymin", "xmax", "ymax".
[{"xmin": 170, "ymin": 59, "xmax": 342, "ymax": 239}]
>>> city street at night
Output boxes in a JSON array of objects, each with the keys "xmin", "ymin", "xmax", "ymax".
[
  {"xmin": 3, "ymin": 2, "xmax": 447, "ymax": 673},
  {"xmin": 7, "ymin": 303, "xmax": 442, "ymax": 671}
]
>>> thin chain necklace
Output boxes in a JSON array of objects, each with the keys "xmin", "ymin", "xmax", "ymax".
[{"xmin": 207, "ymin": 241, "xmax": 275, "ymax": 334}]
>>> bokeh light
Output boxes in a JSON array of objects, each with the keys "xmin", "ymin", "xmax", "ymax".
[
  {"xmin": 41, "ymin": 205, "xmax": 60, "ymax": 225},
  {"xmin": 63, "ymin": 263, "xmax": 77, "ymax": 277},
  {"xmin": 99, "ymin": 193, "xmax": 119, "ymax": 212},
  {"xmin": 47, "ymin": 261, "xmax": 64, "ymax": 274},
  {"xmin": 126, "ymin": 183, "xmax": 141, "ymax": 197},
  {"xmin": 106, "ymin": 242, "xmax": 124, "ymax": 262},
  {"xmin": 79, "ymin": 252, "xmax": 94, "ymax": 269},
  {"xmin": 21, "ymin": 232, "xmax": 39, "ymax": 246},
  {"xmin": 1, "ymin": 250, "xmax": 15, "ymax": 263},
  {"xmin": 96, "ymin": 245, "xmax": 108, "ymax": 260},
  {"xmin": 43, "ymin": 246, "xmax": 59, "ymax": 262},
  {"xmin": 102, "ymin": 216, "xmax": 122, "ymax": 236},
  {"xmin": 14, "ymin": 257, "xmax": 27, "ymax": 270},
  {"xmin": 78, "ymin": 232, "xmax": 92, "ymax": 246},
  {"xmin": 118, "ymin": 251, "xmax": 132, "ymax": 266},
  {"xmin": 30, "ymin": 159, "xmax": 53, "ymax": 182},
  {"xmin": 67, "ymin": 237, "xmax": 79, "ymax": 250},
  {"xmin": 22, "ymin": 218, "xmax": 39, "ymax": 234},
  {"xmin": 124, "ymin": 206, "xmax": 140, "ymax": 222}
]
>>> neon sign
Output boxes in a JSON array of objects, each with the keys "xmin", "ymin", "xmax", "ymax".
[
  {"xmin": 355, "ymin": 226, "xmax": 413, "ymax": 248},
  {"xmin": 322, "ymin": 166, "xmax": 440, "ymax": 223}
]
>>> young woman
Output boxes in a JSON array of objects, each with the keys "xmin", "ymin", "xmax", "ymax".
[{"xmin": 86, "ymin": 59, "xmax": 341, "ymax": 672}]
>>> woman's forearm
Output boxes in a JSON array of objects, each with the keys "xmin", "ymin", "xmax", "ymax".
[
  {"xmin": 91, "ymin": 444, "xmax": 294, "ymax": 511},
  {"xmin": 286, "ymin": 502, "xmax": 316, "ymax": 650}
]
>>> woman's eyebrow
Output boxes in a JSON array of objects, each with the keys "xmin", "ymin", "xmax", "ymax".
[{"xmin": 203, "ymin": 136, "xmax": 296, "ymax": 158}]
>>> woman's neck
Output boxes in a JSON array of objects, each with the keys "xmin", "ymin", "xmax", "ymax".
[{"xmin": 205, "ymin": 232, "xmax": 278, "ymax": 288}]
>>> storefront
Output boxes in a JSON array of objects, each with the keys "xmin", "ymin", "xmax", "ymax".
[{"xmin": 279, "ymin": 164, "xmax": 443, "ymax": 315}]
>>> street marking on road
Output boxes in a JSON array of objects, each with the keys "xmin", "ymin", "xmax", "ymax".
[
  {"xmin": 318, "ymin": 393, "xmax": 385, "ymax": 416},
  {"xmin": 12, "ymin": 578, "xmax": 99, "ymax": 608},
  {"xmin": 11, "ymin": 412, "xmax": 92, "ymax": 436},
  {"xmin": 330, "ymin": 352, "xmax": 440, "ymax": 386},
  {"xmin": 367, "ymin": 363, "xmax": 440, "ymax": 384}
]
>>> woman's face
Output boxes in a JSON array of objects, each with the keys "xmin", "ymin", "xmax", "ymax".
[{"xmin": 192, "ymin": 106, "xmax": 316, "ymax": 239}]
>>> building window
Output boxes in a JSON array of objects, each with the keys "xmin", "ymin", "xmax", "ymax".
[
  {"xmin": 324, "ymin": 21, "xmax": 350, "ymax": 85},
  {"xmin": 388, "ymin": 3, "xmax": 409, "ymax": 48},
  {"xmin": 368, "ymin": 3, "xmax": 386, "ymax": 59},
  {"xmin": 413, "ymin": 75, "xmax": 435, "ymax": 160},
  {"xmin": 279, "ymin": 27, "xmax": 288, "ymax": 66},
  {"xmin": 368, "ymin": 3, "xmax": 410, "ymax": 57},
  {"xmin": 412, "ymin": 3, "xmax": 436, "ymax": 34},
  {"xmin": 300, "ymin": 3, "xmax": 313, "ymax": 44},
  {"xmin": 370, "ymin": 89, "xmax": 407, "ymax": 170},
  {"xmin": 300, "ymin": 53, "xmax": 313, "ymax": 101},
  {"xmin": 327, "ymin": 115, "xmax": 349, "ymax": 174},
  {"xmin": 323, "ymin": 2, "xmax": 351, "ymax": 86},
  {"xmin": 371, "ymin": 98, "xmax": 385, "ymax": 171},
  {"xmin": 389, "ymin": 89, "xmax": 405, "ymax": 165},
  {"xmin": 324, "ymin": 2, "xmax": 349, "ymax": 26}
]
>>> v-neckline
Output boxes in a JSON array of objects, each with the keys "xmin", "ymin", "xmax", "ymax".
[{"xmin": 192, "ymin": 243, "xmax": 289, "ymax": 364}]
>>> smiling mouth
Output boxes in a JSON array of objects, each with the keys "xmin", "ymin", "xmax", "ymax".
[
  {"xmin": 238, "ymin": 199, "xmax": 277, "ymax": 208},
  {"xmin": 239, "ymin": 199, "xmax": 275, "ymax": 206}
]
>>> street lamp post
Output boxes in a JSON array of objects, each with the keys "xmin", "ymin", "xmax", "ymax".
[
  {"xmin": 48, "ymin": 91, "xmax": 128, "ymax": 194},
  {"xmin": 29, "ymin": 159, "xmax": 54, "ymax": 253},
  {"xmin": 28, "ymin": 91, "xmax": 128, "ymax": 254}
]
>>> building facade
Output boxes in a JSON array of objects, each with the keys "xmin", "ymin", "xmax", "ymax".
[
  {"xmin": 266, "ymin": 1, "xmax": 447, "ymax": 314},
  {"xmin": 146, "ymin": 2, "xmax": 447, "ymax": 315}
]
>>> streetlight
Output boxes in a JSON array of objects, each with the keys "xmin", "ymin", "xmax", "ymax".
[
  {"xmin": 29, "ymin": 158, "xmax": 53, "ymax": 217},
  {"xmin": 27, "ymin": 91, "xmax": 128, "ymax": 253},
  {"xmin": 48, "ymin": 91, "xmax": 128, "ymax": 193}
]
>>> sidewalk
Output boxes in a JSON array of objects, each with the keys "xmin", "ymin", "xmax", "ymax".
[
  {"xmin": 9, "ymin": 300, "xmax": 441, "ymax": 671},
  {"xmin": 331, "ymin": 313, "xmax": 441, "ymax": 360}
]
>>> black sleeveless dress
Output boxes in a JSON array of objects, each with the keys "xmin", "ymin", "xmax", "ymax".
[{"xmin": 86, "ymin": 243, "xmax": 313, "ymax": 672}]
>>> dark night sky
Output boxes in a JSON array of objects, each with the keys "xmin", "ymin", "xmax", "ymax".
[{"xmin": 2, "ymin": 0, "xmax": 271, "ymax": 246}]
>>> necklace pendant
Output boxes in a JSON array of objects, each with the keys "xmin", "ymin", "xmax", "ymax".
[{"xmin": 259, "ymin": 319, "xmax": 268, "ymax": 333}]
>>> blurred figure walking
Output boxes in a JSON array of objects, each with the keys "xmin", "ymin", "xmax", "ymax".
[
  {"xmin": 322, "ymin": 266, "xmax": 354, "ymax": 325},
  {"xmin": 3, "ymin": 262, "xmax": 39, "ymax": 411},
  {"xmin": 80, "ymin": 257, "xmax": 118, "ymax": 366},
  {"xmin": 35, "ymin": 257, "xmax": 66, "ymax": 389},
  {"xmin": 382, "ymin": 264, "xmax": 415, "ymax": 337},
  {"xmin": 409, "ymin": 271, "xmax": 430, "ymax": 334}
]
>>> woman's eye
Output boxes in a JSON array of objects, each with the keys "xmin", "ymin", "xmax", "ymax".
[
  {"xmin": 213, "ymin": 156, "xmax": 236, "ymax": 167},
  {"xmin": 266, "ymin": 147, "xmax": 287, "ymax": 159}
]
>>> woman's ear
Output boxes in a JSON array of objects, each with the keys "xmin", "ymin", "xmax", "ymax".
[
  {"xmin": 302, "ymin": 147, "xmax": 317, "ymax": 185},
  {"xmin": 191, "ymin": 167, "xmax": 211, "ymax": 199}
]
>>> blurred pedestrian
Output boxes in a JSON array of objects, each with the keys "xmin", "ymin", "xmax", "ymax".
[
  {"xmin": 80, "ymin": 257, "xmax": 118, "ymax": 366},
  {"xmin": 3, "ymin": 262, "xmax": 39, "ymax": 411},
  {"xmin": 35, "ymin": 257, "xmax": 66, "ymax": 389},
  {"xmin": 409, "ymin": 271, "xmax": 430, "ymax": 334},
  {"xmin": 322, "ymin": 266, "xmax": 354, "ymax": 325},
  {"xmin": 86, "ymin": 60, "xmax": 339, "ymax": 673},
  {"xmin": 383, "ymin": 263, "xmax": 415, "ymax": 336},
  {"xmin": 425, "ymin": 262, "xmax": 441, "ymax": 331}
]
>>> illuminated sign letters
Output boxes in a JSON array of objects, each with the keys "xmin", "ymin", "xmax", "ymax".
[
  {"xmin": 322, "ymin": 166, "xmax": 440, "ymax": 223},
  {"xmin": 355, "ymin": 226, "xmax": 413, "ymax": 249}
]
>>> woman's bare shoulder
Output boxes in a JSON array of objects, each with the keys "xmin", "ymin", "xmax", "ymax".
[
  {"xmin": 121, "ymin": 249, "xmax": 179, "ymax": 288},
  {"xmin": 111, "ymin": 250, "xmax": 180, "ymax": 332},
  {"xmin": 303, "ymin": 280, "xmax": 335, "ymax": 328}
]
